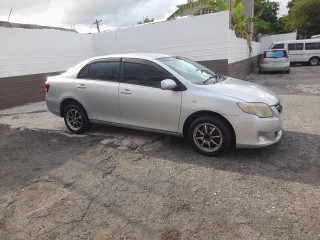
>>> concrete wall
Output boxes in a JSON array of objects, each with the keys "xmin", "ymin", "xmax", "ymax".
[
  {"xmin": 259, "ymin": 32, "xmax": 297, "ymax": 53},
  {"xmin": 93, "ymin": 11, "xmax": 230, "ymax": 62},
  {"xmin": 93, "ymin": 11, "xmax": 260, "ymax": 75},
  {"xmin": 0, "ymin": 28, "xmax": 95, "ymax": 78}
]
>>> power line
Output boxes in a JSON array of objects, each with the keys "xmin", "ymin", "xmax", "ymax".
[{"xmin": 93, "ymin": 19, "xmax": 102, "ymax": 33}]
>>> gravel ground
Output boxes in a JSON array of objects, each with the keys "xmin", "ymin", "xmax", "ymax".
[{"xmin": 0, "ymin": 65, "xmax": 319, "ymax": 240}]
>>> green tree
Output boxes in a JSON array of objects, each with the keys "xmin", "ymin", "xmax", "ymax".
[
  {"xmin": 137, "ymin": 17, "xmax": 154, "ymax": 25},
  {"xmin": 167, "ymin": 0, "xmax": 228, "ymax": 20},
  {"xmin": 168, "ymin": 0, "xmax": 256, "ymax": 53},
  {"xmin": 286, "ymin": 0, "xmax": 320, "ymax": 38},
  {"xmin": 254, "ymin": 0, "xmax": 282, "ymax": 34}
]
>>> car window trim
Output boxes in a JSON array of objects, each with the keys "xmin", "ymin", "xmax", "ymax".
[
  {"xmin": 120, "ymin": 58, "xmax": 187, "ymax": 91},
  {"xmin": 77, "ymin": 58, "xmax": 122, "ymax": 82}
]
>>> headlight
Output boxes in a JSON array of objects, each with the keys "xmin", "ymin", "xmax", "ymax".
[{"xmin": 237, "ymin": 102, "xmax": 273, "ymax": 118}]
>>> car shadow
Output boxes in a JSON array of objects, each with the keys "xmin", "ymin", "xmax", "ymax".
[{"xmin": 148, "ymin": 130, "xmax": 320, "ymax": 187}]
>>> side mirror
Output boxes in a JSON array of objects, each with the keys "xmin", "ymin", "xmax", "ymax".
[{"xmin": 161, "ymin": 79, "xmax": 177, "ymax": 90}]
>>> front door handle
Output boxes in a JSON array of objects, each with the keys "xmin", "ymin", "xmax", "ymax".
[
  {"xmin": 77, "ymin": 84, "xmax": 87, "ymax": 89},
  {"xmin": 120, "ymin": 89, "xmax": 132, "ymax": 95}
]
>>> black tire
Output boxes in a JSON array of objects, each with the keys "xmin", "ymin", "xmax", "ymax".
[
  {"xmin": 308, "ymin": 57, "xmax": 319, "ymax": 66},
  {"xmin": 285, "ymin": 68, "xmax": 290, "ymax": 74},
  {"xmin": 63, "ymin": 104, "xmax": 89, "ymax": 134},
  {"xmin": 187, "ymin": 116, "xmax": 231, "ymax": 156}
]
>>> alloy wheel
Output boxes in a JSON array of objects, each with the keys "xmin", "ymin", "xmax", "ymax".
[
  {"xmin": 193, "ymin": 123, "xmax": 223, "ymax": 152},
  {"xmin": 66, "ymin": 109, "xmax": 83, "ymax": 131}
]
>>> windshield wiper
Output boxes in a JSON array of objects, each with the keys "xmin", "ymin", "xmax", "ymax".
[{"xmin": 203, "ymin": 74, "xmax": 218, "ymax": 85}]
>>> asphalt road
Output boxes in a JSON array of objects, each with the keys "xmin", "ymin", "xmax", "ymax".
[{"xmin": 0, "ymin": 65, "xmax": 319, "ymax": 240}]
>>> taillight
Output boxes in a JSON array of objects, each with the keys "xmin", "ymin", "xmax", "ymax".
[
  {"xmin": 284, "ymin": 50, "xmax": 289, "ymax": 58},
  {"xmin": 44, "ymin": 82, "xmax": 50, "ymax": 92}
]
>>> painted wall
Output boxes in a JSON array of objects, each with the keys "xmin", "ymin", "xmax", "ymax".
[
  {"xmin": 0, "ymin": 28, "xmax": 95, "ymax": 78},
  {"xmin": 93, "ymin": 11, "xmax": 230, "ymax": 61},
  {"xmin": 259, "ymin": 32, "xmax": 297, "ymax": 53},
  {"xmin": 93, "ymin": 11, "xmax": 260, "ymax": 63}
]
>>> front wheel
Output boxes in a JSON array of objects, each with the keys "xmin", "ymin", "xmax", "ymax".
[
  {"xmin": 309, "ymin": 57, "xmax": 319, "ymax": 66},
  {"xmin": 188, "ymin": 116, "xmax": 231, "ymax": 156},
  {"xmin": 63, "ymin": 104, "xmax": 89, "ymax": 134}
]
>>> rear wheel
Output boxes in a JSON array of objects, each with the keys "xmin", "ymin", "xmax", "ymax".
[
  {"xmin": 188, "ymin": 116, "xmax": 231, "ymax": 156},
  {"xmin": 63, "ymin": 104, "xmax": 89, "ymax": 134},
  {"xmin": 309, "ymin": 57, "xmax": 319, "ymax": 66},
  {"xmin": 285, "ymin": 68, "xmax": 290, "ymax": 74}
]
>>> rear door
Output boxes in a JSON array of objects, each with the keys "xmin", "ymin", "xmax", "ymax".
[
  {"xmin": 74, "ymin": 59, "xmax": 121, "ymax": 123},
  {"xmin": 119, "ymin": 59, "xmax": 182, "ymax": 133},
  {"xmin": 304, "ymin": 42, "xmax": 320, "ymax": 62}
]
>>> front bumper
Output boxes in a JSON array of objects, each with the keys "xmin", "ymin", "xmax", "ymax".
[{"xmin": 228, "ymin": 106, "xmax": 283, "ymax": 148}]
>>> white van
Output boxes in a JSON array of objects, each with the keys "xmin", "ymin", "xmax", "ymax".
[{"xmin": 270, "ymin": 39, "xmax": 320, "ymax": 66}]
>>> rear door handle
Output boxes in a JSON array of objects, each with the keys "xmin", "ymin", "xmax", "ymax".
[
  {"xmin": 77, "ymin": 84, "xmax": 87, "ymax": 89},
  {"xmin": 120, "ymin": 89, "xmax": 132, "ymax": 95}
]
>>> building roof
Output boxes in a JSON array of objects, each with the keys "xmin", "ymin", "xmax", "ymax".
[{"xmin": 0, "ymin": 21, "xmax": 77, "ymax": 33}]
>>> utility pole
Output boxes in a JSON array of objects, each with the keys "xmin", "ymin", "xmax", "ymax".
[
  {"xmin": 8, "ymin": 8, "xmax": 12, "ymax": 22},
  {"xmin": 93, "ymin": 19, "xmax": 102, "ymax": 33}
]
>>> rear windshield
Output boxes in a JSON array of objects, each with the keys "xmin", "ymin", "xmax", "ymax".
[{"xmin": 265, "ymin": 51, "xmax": 285, "ymax": 58}]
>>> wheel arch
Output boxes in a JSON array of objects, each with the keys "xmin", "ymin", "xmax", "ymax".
[
  {"xmin": 183, "ymin": 111, "xmax": 236, "ymax": 148},
  {"xmin": 309, "ymin": 56, "xmax": 320, "ymax": 65},
  {"xmin": 60, "ymin": 98, "xmax": 87, "ymax": 117}
]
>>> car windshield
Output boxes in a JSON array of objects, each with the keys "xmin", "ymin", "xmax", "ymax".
[
  {"xmin": 158, "ymin": 57, "xmax": 222, "ymax": 85},
  {"xmin": 265, "ymin": 51, "xmax": 285, "ymax": 58}
]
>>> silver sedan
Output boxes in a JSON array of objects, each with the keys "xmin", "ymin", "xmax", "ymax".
[{"xmin": 45, "ymin": 53, "xmax": 283, "ymax": 156}]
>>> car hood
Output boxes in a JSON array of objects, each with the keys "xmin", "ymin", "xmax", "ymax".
[{"xmin": 201, "ymin": 77, "xmax": 280, "ymax": 105}]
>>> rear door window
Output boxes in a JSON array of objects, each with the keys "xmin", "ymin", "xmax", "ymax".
[
  {"xmin": 88, "ymin": 61, "xmax": 119, "ymax": 81},
  {"xmin": 305, "ymin": 42, "xmax": 320, "ymax": 50}
]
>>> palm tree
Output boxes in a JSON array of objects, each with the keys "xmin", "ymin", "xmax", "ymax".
[
  {"xmin": 168, "ymin": 0, "xmax": 255, "ymax": 54},
  {"xmin": 167, "ymin": 0, "xmax": 228, "ymax": 20}
]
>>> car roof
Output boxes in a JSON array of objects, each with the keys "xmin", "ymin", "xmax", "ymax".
[
  {"xmin": 60, "ymin": 53, "xmax": 172, "ymax": 78},
  {"xmin": 265, "ymin": 49, "xmax": 286, "ymax": 52},
  {"xmin": 89, "ymin": 53, "xmax": 171, "ymax": 62},
  {"xmin": 273, "ymin": 39, "xmax": 320, "ymax": 44}
]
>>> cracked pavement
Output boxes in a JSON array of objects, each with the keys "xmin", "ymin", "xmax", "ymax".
[{"xmin": 0, "ymin": 65, "xmax": 320, "ymax": 239}]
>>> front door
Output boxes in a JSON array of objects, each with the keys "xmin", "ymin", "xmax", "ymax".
[{"xmin": 119, "ymin": 60, "xmax": 182, "ymax": 133}]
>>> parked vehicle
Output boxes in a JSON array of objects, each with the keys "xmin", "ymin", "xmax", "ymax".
[
  {"xmin": 270, "ymin": 39, "xmax": 320, "ymax": 66},
  {"xmin": 259, "ymin": 49, "xmax": 290, "ymax": 74},
  {"xmin": 45, "ymin": 53, "xmax": 283, "ymax": 156}
]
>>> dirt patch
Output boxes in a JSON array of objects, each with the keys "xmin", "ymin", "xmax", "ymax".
[
  {"xmin": 160, "ymin": 228, "xmax": 181, "ymax": 240},
  {"xmin": 13, "ymin": 181, "xmax": 68, "ymax": 217}
]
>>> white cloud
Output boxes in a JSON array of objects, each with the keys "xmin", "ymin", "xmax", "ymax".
[
  {"xmin": 0, "ymin": 0, "xmax": 186, "ymax": 32},
  {"xmin": 276, "ymin": 0, "xmax": 289, "ymax": 16}
]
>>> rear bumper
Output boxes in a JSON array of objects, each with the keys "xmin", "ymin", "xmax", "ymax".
[
  {"xmin": 45, "ymin": 95, "xmax": 61, "ymax": 117},
  {"xmin": 259, "ymin": 63, "xmax": 290, "ymax": 72}
]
